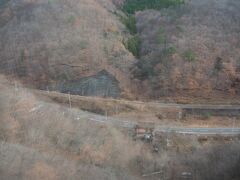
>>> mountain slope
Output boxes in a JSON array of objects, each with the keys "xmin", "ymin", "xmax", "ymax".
[
  {"xmin": 0, "ymin": 0, "xmax": 135, "ymax": 97},
  {"xmin": 133, "ymin": 0, "xmax": 240, "ymax": 99},
  {"xmin": 1, "ymin": 0, "xmax": 240, "ymax": 101}
]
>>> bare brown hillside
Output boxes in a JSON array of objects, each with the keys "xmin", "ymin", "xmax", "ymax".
[
  {"xmin": 0, "ymin": 0, "xmax": 135, "ymax": 98},
  {"xmin": 1, "ymin": 1, "xmax": 240, "ymax": 179},
  {"xmin": 1, "ymin": 0, "xmax": 240, "ymax": 101},
  {"xmin": 1, "ymin": 75, "xmax": 240, "ymax": 180}
]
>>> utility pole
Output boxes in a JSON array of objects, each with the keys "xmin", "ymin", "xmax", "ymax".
[
  {"xmin": 105, "ymin": 111, "xmax": 108, "ymax": 121},
  {"xmin": 232, "ymin": 117, "xmax": 236, "ymax": 132},
  {"xmin": 68, "ymin": 92, "xmax": 72, "ymax": 109}
]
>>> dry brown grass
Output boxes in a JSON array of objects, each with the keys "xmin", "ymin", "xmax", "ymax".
[
  {"xmin": 0, "ymin": 75, "xmax": 146, "ymax": 179},
  {"xmin": 0, "ymin": 75, "xmax": 240, "ymax": 179}
]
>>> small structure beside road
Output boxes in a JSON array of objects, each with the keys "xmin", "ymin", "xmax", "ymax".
[{"xmin": 133, "ymin": 122, "xmax": 154, "ymax": 142}]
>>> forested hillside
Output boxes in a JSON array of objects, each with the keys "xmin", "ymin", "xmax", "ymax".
[
  {"xmin": 0, "ymin": 0, "xmax": 240, "ymax": 101},
  {"xmin": 122, "ymin": 0, "xmax": 184, "ymax": 14},
  {"xmin": 131, "ymin": 0, "xmax": 240, "ymax": 99},
  {"xmin": 0, "ymin": 0, "xmax": 135, "ymax": 98},
  {"xmin": 1, "ymin": 1, "xmax": 240, "ymax": 179}
]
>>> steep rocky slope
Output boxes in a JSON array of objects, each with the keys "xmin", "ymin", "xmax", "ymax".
[
  {"xmin": 133, "ymin": 0, "xmax": 240, "ymax": 99},
  {"xmin": 0, "ymin": 0, "xmax": 135, "ymax": 98}
]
